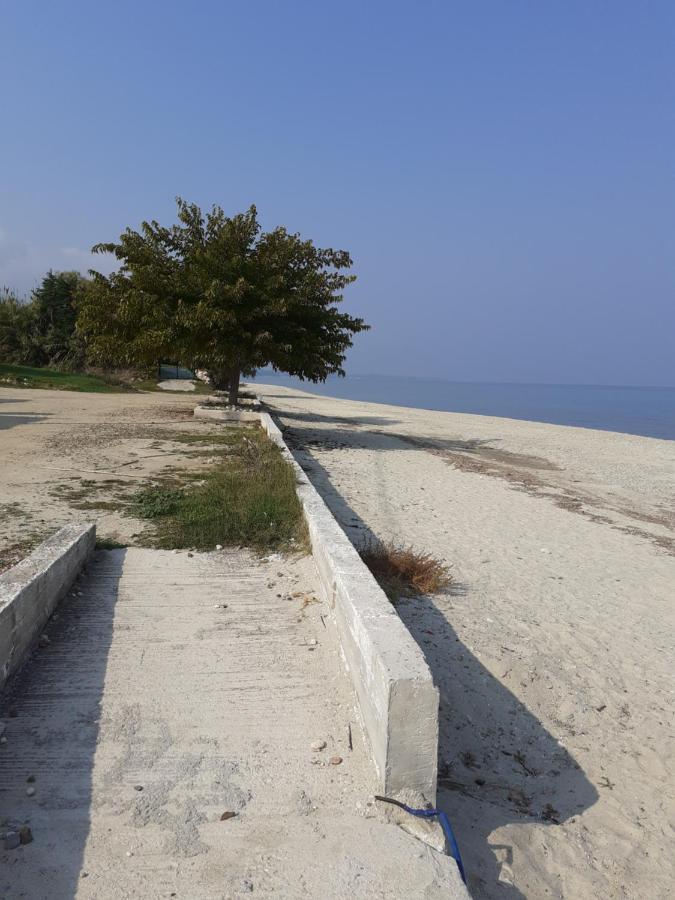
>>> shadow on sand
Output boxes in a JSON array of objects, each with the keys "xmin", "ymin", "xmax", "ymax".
[
  {"xmin": 0, "ymin": 549, "xmax": 124, "ymax": 898},
  {"xmin": 275, "ymin": 413, "xmax": 598, "ymax": 899},
  {"xmin": 0, "ymin": 397, "xmax": 52, "ymax": 432}
]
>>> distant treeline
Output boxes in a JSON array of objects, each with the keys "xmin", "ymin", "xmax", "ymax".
[{"xmin": 0, "ymin": 271, "xmax": 88, "ymax": 370}]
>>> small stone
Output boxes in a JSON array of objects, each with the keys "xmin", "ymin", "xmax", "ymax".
[
  {"xmin": 311, "ymin": 740, "xmax": 326, "ymax": 752},
  {"xmin": 3, "ymin": 831, "xmax": 20, "ymax": 850},
  {"xmin": 220, "ymin": 811, "xmax": 237, "ymax": 821},
  {"xmin": 26, "ymin": 786, "xmax": 36, "ymax": 797},
  {"xmin": 81, "ymin": 872, "xmax": 89, "ymax": 878},
  {"xmin": 308, "ymin": 639, "xmax": 318, "ymax": 646},
  {"xmin": 0, "ymin": 736, "xmax": 7, "ymax": 745},
  {"xmin": 18, "ymin": 825, "xmax": 32, "ymax": 845},
  {"xmin": 242, "ymin": 880, "xmax": 253, "ymax": 893},
  {"xmin": 187, "ymin": 552, "xmax": 194, "ymax": 558},
  {"xmin": 26, "ymin": 774, "xmax": 35, "ymax": 783},
  {"xmin": 172, "ymin": 549, "xmax": 178, "ymax": 554},
  {"xmin": 329, "ymin": 756, "xmax": 343, "ymax": 766},
  {"xmin": 134, "ymin": 785, "xmax": 143, "ymax": 791},
  {"xmin": 38, "ymin": 634, "xmax": 50, "ymax": 648},
  {"xmin": 126, "ymin": 850, "xmax": 134, "ymax": 857},
  {"xmin": 215, "ymin": 544, "xmax": 223, "ymax": 551}
]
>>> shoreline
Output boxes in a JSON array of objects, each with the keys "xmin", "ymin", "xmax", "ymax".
[{"xmin": 251, "ymin": 375, "xmax": 675, "ymax": 441}]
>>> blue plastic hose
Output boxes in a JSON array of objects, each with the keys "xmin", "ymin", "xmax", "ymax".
[{"xmin": 375, "ymin": 795, "xmax": 467, "ymax": 886}]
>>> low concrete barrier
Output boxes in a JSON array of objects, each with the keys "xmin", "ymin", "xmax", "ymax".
[
  {"xmin": 259, "ymin": 411, "xmax": 439, "ymax": 802},
  {"xmin": 0, "ymin": 524, "xmax": 95, "ymax": 690}
]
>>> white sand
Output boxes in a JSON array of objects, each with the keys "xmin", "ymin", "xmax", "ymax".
[{"xmin": 255, "ymin": 383, "xmax": 675, "ymax": 900}]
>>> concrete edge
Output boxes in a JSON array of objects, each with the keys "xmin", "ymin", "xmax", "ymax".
[
  {"xmin": 256, "ymin": 409, "xmax": 440, "ymax": 803},
  {"xmin": 0, "ymin": 523, "xmax": 96, "ymax": 691}
]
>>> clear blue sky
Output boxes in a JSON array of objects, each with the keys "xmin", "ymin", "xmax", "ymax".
[{"xmin": 2, "ymin": 1, "xmax": 673, "ymax": 386}]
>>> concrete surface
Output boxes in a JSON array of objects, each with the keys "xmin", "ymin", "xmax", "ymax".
[
  {"xmin": 194, "ymin": 406, "xmax": 261, "ymax": 423},
  {"xmin": 0, "ymin": 524, "xmax": 95, "ymax": 690},
  {"xmin": 0, "ymin": 547, "xmax": 468, "ymax": 899},
  {"xmin": 259, "ymin": 411, "xmax": 440, "ymax": 803}
]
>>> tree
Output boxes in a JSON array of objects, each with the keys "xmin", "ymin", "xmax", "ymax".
[
  {"xmin": 0, "ymin": 289, "xmax": 43, "ymax": 364},
  {"xmin": 77, "ymin": 199, "xmax": 368, "ymax": 403},
  {"xmin": 32, "ymin": 271, "xmax": 86, "ymax": 368},
  {"xmin": 0, "ymin": 273, "xmax": 87, "ymax": 368}
]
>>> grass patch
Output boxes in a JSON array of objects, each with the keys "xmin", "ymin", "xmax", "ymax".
[
  {"xmin": 131, "ymin": 486, "xmax": 185, "ymax": 519},
  {"xmin": 359, "ymin": 538, "xmax": 452, "ymax": 602},
  {"xmin": 136, "ymin": 427, "xmax": 306, "ymax": 552},
  {"xmin": 0, "ymin": 363, "xmax": 136, "ymax": 393}
]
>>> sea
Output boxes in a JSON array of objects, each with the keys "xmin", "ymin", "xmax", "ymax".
[{"xmin": 250, "ymin": 372, "xmax": 675, "ymax": 441}]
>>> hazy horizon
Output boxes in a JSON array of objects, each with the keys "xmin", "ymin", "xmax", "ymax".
[{"xmin": 3, "ymin": 1, "xmax": 673, "ymax": 388}]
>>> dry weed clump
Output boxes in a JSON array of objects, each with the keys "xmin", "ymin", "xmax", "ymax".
[{"xmin": 358, "ymin": 538, "xmax": 452, "ymax": 601}]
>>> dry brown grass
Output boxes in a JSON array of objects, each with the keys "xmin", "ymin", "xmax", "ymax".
[{"xmin": 358, "ymin": 538, "xmax": 452, "ymax": 601}]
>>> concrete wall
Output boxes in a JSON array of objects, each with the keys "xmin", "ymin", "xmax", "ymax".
[
  {"xmin": 259, "ymin": 411, "xmax": 439, "ymax": 802},
  {"xmin": 0, "ymin": 524, "xmax": 96, "ymax": 691}
]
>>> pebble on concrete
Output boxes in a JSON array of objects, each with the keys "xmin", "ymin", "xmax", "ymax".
[
  {"xmin": 329, "ymin": 756, "xmax": 343, "ymax": 766},
  {"xmin": 3, "ymin": 831, "xmax": 20, "ymax": 850},
  {"xmin": 311, "ymin": 740, "xmax": 326, "ymax": 751}
]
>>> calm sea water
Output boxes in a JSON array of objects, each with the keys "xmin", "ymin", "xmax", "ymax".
[{"xmin": 251, "ymin": 373, "xmax": 675, "ymax": 440}]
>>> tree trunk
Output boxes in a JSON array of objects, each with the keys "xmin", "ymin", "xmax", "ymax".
[{"xmin": 227, "ymin": 365, "xmax": 240, "ymax": 406}]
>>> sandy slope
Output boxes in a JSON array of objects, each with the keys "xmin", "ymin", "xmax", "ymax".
[{"xmin": 255, "ymin": 383, "xmax": 675, "ymax": 900}]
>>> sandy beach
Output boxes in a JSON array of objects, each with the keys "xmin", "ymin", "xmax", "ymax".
[{"xmin": 255, "ymin": 382, "xmax": 675, "ymax": 900}]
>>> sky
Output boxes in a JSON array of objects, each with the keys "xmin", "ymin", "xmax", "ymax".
[{"xmin": 2, "ymin": 1, "xmax": 673, "ymax": 386}]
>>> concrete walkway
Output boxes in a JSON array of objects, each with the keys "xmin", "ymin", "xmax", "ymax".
[{"xmin": 0, "ymin": 548, "xmax": 465, "ymax": 898}]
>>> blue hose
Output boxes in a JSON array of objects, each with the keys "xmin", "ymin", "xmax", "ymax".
[{"xmin": 375, "ymin": 795, "xmax": 467, "ymax": 886}]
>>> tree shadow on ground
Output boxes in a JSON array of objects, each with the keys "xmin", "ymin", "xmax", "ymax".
[
  {"xmin": 277, "ymin": 424, "xmax": 598, "ymax": 899},
  {"xmin": 0, "ymin": 549, "xmax": 124, "ymax": 898},
  {"xmin": 0, "ymin": 404, "xmax": 52, "ymax": 432},
  {"xmin": 277, "ymin": 409, "xmax": 402, "ymax": 428},
  {"xmin": 398, "ymin": 593, "xmax": 598, "ymax": 898}
]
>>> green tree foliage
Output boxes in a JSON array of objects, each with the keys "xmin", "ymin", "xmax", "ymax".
[
  {"xmin": 78, "ymin": 199, "xmax": 368, "ymax": 403},
  {"xmin": 0, "ymin": 289, "xmax": 43, "ymax": 364},
  {"xmin": 32, "ymin": 271, "xmax": 86, "ymax": 367},
  {"xmin": 0, "ymin": 273, "xmax": 86, "ymax": 368}
]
